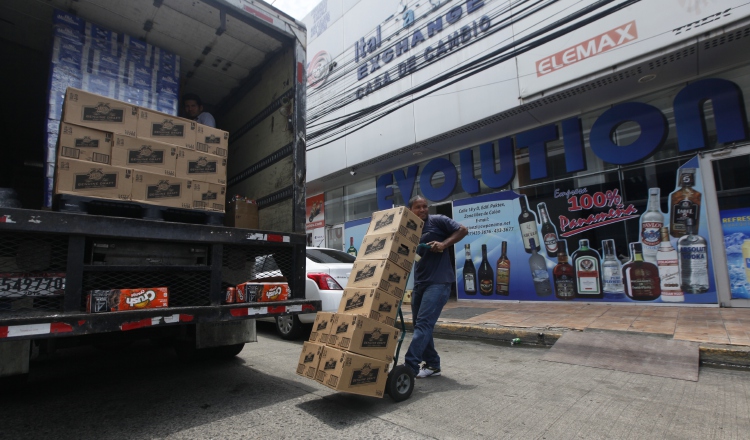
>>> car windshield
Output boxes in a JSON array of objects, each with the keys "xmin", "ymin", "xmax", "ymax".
[{"xmin": 306, "ymin": 248, "xmax": 356, "ymax": 264}]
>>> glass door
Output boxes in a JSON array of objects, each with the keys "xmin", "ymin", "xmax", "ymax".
[
  {"xmin": 700, "ymin": 144, "xmax": 750, "ymax": 307},
  {"xmin": 326, "ymin": 224, "xmax": 344, "ymax": 251}
]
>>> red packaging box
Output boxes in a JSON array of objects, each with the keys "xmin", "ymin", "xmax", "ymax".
[
  {"xmin": 87, "ymin": 287, "xmax": 169, "ymax": 313},
  {"xmin": 235, "ymin": 282, "xmax": 290, "ymax": 303}
]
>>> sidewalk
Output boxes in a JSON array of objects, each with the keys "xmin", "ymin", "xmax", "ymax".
[{"xmin": 400, "ymin": 300, "xmax": 750, "ymax": 367}]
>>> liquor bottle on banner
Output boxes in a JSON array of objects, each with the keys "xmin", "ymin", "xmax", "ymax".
[
  {"xmin": 572, "ymin": 239, "xmax": 603, "ymax": 298},
  {"xmin": 495, "ymin": 241, "xmax": 510, "ymax": 296},
  {"xmin": 553, "ymin": 240, "xmax": 575, "ymax": 300},
  {"xmin": 678, "ymin": 218, "xmax": 709, "ymax": 293},
  {"xmin": 537, "ymin": 202, "xmax": 559, "ymax": 258},
  {"xmin": 478, "ymin": 244, "xmax": 494, "ymax": 296},
  {"xmin": 744, "ymin": 239, "xmax": 750, "ymax": 284},
  {"xmin": 518, "ymin": 195, "xmax": 541, "ymax": 254},
  {"xmin": 528, "ymin": 238, "xmax": 552, "ymax": 296},
  {"xmin": 623, "ymin": 242, "xmax": 661, "ymax": 301},
  {"xmin": 640, "ymin": 188, "xmax": 663, "ymax": 264},
  {"xmin": 670, "ymin": 168, "xmax": 701, "ymax": 238},
  {"xmin": 601, "ymin": 239, "xmax": 625, "ymax": 299},
  {"xmin": 463, "ymin": 244, "xmax": 477, "ymax": 295},
  {"xmin": 656, "ymin": 227, "xmax": 683, "ymax": 302},
  {"xmin": 347, "ymin": 237, "xmax": 358, "ymax": 257}
]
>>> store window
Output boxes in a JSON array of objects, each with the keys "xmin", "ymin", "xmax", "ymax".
[
  {"xmin": 324, "ymin": 187, "xmax": 344, "ymax": 226},
  {"xmin": 345, "ymin": 179, "xmax": 378, "ymax": 222}
]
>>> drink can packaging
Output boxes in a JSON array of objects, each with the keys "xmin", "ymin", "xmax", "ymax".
[
  {"xmin": 224, "ymin": 287, "xmax": 236, "ymax": 304},
  {"xmin": 235, "ymin": 285, "xmax": 247, "ymax": 302}
]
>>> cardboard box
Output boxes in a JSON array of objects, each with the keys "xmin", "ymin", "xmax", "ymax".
[
  {"xmin": 137, "ymin": 107, "xmax": 196, "ymax": 149},
  {"xmin": 366, "ymin": 206, "xmax": 424, "ymax": 245},
  {"xmin": 62, "ymin": 87, "xmax": 138, "ymax": 136},
  {"xmin": 58, "ymin": 122, "xmax": 113, "ymax": 164},
  {"xmin": 111, "ymin": 134, "xmax": 177, "ymax": 175},
  {"xmin": 236, "ymin": 282, "xmax": 290, "ymax": 303},
  {"xmin": 337, "ymin": 288, "xmax": 399, "ymax": 327},
  {"xmin": 296, "ymin": 341, "xmax": 325, "ymax": 380},
  {"xmin": 346, "ymin": 259, "xmax": 409, "ymax": 299},
  {"xmin": 86, "ymin": 287, "xmax": 169, "ymax": 313},
  {"xmin": 195, "ymin": 124, "xmax": 229, "ymax": 157},
  {"xmin": 192, "ymin": 181, "xmax": 226, "ymax": 212},
  {"xmin": 225, "ymin": 199, "xmax": 259, "ymax": 229},
  {"xmin": 309, "ymin": 311, "xmax": 335, "ymax": 344},
  {"xmin": 175, "ymin": 147, "xmax": 227, "ymax": 185},
  {"xmin": 55, "ymin": 158, "xmax": 132, "ymax": 200},
  {"xmin": 327, "ymin": 314, "xmax": 400, "ymax": 362},
  {"xmin": 358, "ymin": 232, "xmax": 418, "ymax": 272},
  {"xmin": 315, "ymin": 346, "xmax": 389, "ymax": 398},
  {"xmin": 131, "ymin": 171, "xmax": 193, "ymax": 209}
]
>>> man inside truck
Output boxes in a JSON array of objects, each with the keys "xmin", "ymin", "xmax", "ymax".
[{"xmin": 182, "ymin": 93, "xmax": 216, "ymax": 128}]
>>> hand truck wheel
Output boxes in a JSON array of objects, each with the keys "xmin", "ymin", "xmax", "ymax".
[{"xmin": 386, "ymin": 364, "xmax": 415, "ymax": 402}]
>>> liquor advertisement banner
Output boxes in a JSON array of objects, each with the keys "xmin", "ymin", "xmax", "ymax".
[
  {"xmin": 719, "ymin": 207, "xmax": 750, "ymax": 299},
  {"xmin": 305, "ymin": 194, "xmax": 325, "ymax": 231}
]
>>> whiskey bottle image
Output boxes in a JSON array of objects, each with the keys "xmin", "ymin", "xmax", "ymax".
[
  {"xmin": 347, "ymin": 237, "xmax": 358, "ymax": 257},
  {"xmin": 623, "ymin": 242, "xmax": 661, "ymax": 301},
  {"xmin": 640, "ymin": 188, "xmax": 664, "ymax": 264},
  {"xmin": 537, "ymin": 202, "xmax": 559, "ymax": 258},
  {"xmin": 571, "ymin": 239, "xmax": 603, "ymax": 299},
  {"xmin": 496, "ymin": 241, "xmax": 510, "ymax": 296},
  {"xmin": 670, "ymin": 168, "xmax": 701, "ymax": 238},
  {"xmin": 518, "ymin": 195, "xmax": 541, "ymax": 254},
  {"xmin": 528, "ymin": 238, "xmax": 552, "ymax": 296},
  {"xmin": 478, "ymin": 244, "xmax": 494, "ymax": 296},
  {"xmin": 553, "ymin": 240, "xmax": 575, "ymax": 300},
  {"xmin": 678, "ymin": 218, "xmax": 709, "ymax": 293},
  {"xmin": 601, "ymin": 239, "xmax": 625, "ymax": 299},
  {"xmin": 463, "ymin": 244, "xmax": 477, "ymax": 295},
  {"xmin": 657, "ymin": 227, "xmax": 683, "ymax": 302}
]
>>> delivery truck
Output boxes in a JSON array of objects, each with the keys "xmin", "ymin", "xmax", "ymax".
[{"xmin": 0, "ymin": 0, "xmax": 315, "ymax": 383}]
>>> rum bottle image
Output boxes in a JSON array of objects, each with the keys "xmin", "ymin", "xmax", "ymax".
[
  {"xmin": 347, "ymin": 237, "xmax": 358, "ymax": 257},
  {"xmin": 657, "ymin": 227, "xmax": 683, "ymax": 302},
  {"xmin": 670, "ymin": 168, "xmax": 701, "ymax": 238},
  {"xmin": 601, "ymin": 239, "xmax": 625, "ymax": 299},
  {"xmin": 553, "ymin": 240, "xmax": 575, "ymax": 300},
  {"xmin": 478, "ymin": 244, "xmax": 494, "ymax": 296},
  {"xmin": 571, "ymin": 239, "xmax": 603, "ymax": 299},
  {"xmin": 518, "ymin": 195, "xmax": 540, "ymax": 254},
  {"xmin": 463, "ymin": 244, "xmax": 477, "ymax": 295},
  {"xmin": 495, "ymin": 241, "xmax": 510, "ymax": 296},
  {"xmin": 640, "ymin": 188, "xmax": 664, "ymax": 264},
  {"xmin": 537, "ymin": 202, "xmax": 559, "ymax": 258},
  {"xmin": 528, "ymin": 238, "xmax": 552, "ymax": 296},
  {"xmin": 623, "ymin": 242, "xmax": 661, "ymax": 301},
  {"xmin": 678, "ymin": 218, "xmax": 709, "ymax": 293}
]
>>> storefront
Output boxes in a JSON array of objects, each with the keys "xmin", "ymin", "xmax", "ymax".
[{"xmin": 302, "ymin": 0, "xmax": 750, "ymax": 307}]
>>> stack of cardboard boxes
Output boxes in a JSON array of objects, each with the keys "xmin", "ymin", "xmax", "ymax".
[
  {"xmin": 296, "ymin": 207, "xmax": 424, "ymax": 398},
  {"xmin": 54, "ymin": 87, "xmax": 228, "ymax": 213}
]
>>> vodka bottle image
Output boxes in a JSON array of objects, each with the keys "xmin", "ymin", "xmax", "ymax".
[
  {"xmin": 553, "ymin": 240, "xmax": 575, "ymax": 300},
  {"xmin": 528, "ymin": 238, "xmax": 552, "ymax": 296},
  {"xmin": 463, "ymin": 244, "xmax": 477, "ymax": 295},
  {"xmin": 678, "ymin": 219, "xmax": 709, "ymax": 293},
  {"xmin": 601, "ymin": 239, "xmax": 625, "ymax": 299},
  {"xmin": 640, "ymin": 188, "xmax": 664, "ymax": 264},
  {"xmin": 518, "ymin": 195, "xmax": 540, "ymax": 254},
  {"xmin": 670, "ymin": 168, "xmax": 701, "ymax": 238},
  {"xmin": 347, "ymin": 237, "xmax": 358, "ymax": 257},
  {"xmin": 538, "ymin": 202, "xmax": 559, "ymax": 258},
  {"xmin": 571, "ymin": 239, "xmax": 603, "ymax": 299},
  {"xmin": 657, "ymin": 227, "xmax": 683, "ymax": 302},
  {"xmin": 478, "ymin": 244, "xmax": 494, "ymax": 296},
  {"xmin": 623, "ymin": 243, "xmax": 661, "ymax": 301},
  {"xmin": 495, "ymin": 241, "xmax": 510, "ymax": 296}
]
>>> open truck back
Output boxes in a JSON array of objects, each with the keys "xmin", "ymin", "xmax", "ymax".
[{"xmin": 0, "ymin": 0, "xmax": 314, "ymax": 380}]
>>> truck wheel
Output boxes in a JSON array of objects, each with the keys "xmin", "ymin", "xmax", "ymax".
[
  {"xmin": 386, "ymin": 365, "xmax": 414, "ymax": 402},
  {"xmin": 210, "ymin": 343, "xmax": 245, "ymax": 358},
  {"xmin": 275, "ymin": 315, "xmax": 303, "ymax": 340}
]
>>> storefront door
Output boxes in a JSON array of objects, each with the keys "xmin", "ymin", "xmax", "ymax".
[
  {"xmin": 327, "ymin": 224, "xmax": 344, "ymax": 251},
  {"xmin": 700, "ymin": 144, "xmax": 750, "ymax": 308}
]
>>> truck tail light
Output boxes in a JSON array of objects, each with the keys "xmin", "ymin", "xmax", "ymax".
[
  {"xmin": 307, "ymin": 273, "xmax": 343, "ymax": 290},
  {"xmin": 301, "ymin": 303, "xmax": 317, "ymax": 313}
]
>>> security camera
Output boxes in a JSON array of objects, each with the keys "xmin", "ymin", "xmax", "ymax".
[{"xmin": 350, "ymin": 169, "xmax": 356, "ymax": 176}]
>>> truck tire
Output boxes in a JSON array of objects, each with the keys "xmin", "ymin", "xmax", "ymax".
[
  {"xmin": 174, "ymin": 342, "xmax": 245, "ymax": 361},
  {"xmin": 275, "ymin": 315, "xmax": 303, "ymax": 340},
  {"xmin": 210, "ymin": 343, "xmax": 245, "ymax": 358}
]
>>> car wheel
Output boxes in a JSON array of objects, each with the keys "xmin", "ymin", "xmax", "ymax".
[{"xmin": 275, "ymin": 315, "xmax": 303, "ymax": 340}]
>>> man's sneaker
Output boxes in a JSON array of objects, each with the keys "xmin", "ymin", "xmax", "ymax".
[{"xmin": 417, "ymin": 366, "xmax": 441, "ymax": 378}]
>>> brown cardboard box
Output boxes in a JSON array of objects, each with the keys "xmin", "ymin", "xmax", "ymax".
[
  {"xmin": 195, "ymin": 123, "xmax": 229, "ymax": 157},
  {"xmin": 175, "ymin": 147, "xmax": 227, "ymax": 185},
  {"xmin": 192, "ymin": 181, "xmax": 226, "ymax": 212},
  {"xmin": 136, "ymin": 107, "xmax": 196, "ymax": 149},
  {"xmin": 131, "ymin": 170, "xmax": 193, "ymax": 209},
  {"xmin": 111, "ymin": 134, "xmax": 177, "ymax": 175},
  {"xmin": 55, "ymin": 158, "xmax": 132, "ymax": 200},
  {"xmin": 224, "ymin": 199, "xmax": 259, "ymax": 229},
  {"xmin": 62, "ymin": 88, "xmax": 138, "ymax": 136},
  {"xmin": 337, "ymin": 288, "xmax": 399, "ymax": 327},
  {"xmin": 327, "ymin": 313, "xmax": 400, "ymax": 362},
  {"xmin": 315, "ymin": 346, "xmax": 389, "ymax": 398},
  {"xmin": 58, "ymin": 122, "xmax": 113, "ymax": 164},
  {"xmin": 366, "ymin": 206, "xmax": 424, "ymax": 245},
  {"xmin": 357, "ymin": 232, "xmax": 417, "ymax": 272},
  {"xmin": 346, "ymin": 259, "xmax": 409, "ymax": 299},
  {"xmin": 309, "ymin": 311, "xmax": 335, "ymax": 344},
  {"xmin": 296, "ymin": 341, "xmax": 325, "ymax": 380}
]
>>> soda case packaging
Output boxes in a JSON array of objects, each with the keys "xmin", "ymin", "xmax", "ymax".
[
  {"xmin": 235, "ymin": 282, "xmax": 290, "ymax": 303},
  {"xmin": 53, "ymin": 10, "xmax": 85, "ymax": 44},
  {"xmin": 86, "ymin": 287, "xmax": 169, "ymax": 313},
  {"xmin": 85, "ymin": 23, "xmax": 118, "ymax": 53}
]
